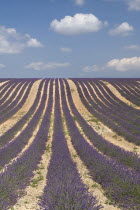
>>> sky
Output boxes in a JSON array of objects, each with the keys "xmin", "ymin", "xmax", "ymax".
[{"xmin": 0, "ymin": 0, "xmax": 140, "ymax": 78}]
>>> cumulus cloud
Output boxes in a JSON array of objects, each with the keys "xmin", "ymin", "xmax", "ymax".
[
  {"xmin": 109, "ymin": 22, "xmax": 134, "ymax": 36},
  {"xmin": 83, "ymin": 65, "xmax": 101, "ymax": 72},
  {"xmin": 50, "ymin": 13, "xmax": 107, "ymax": 35},
  {"xmin": 25, "ymin": 62, "xmax": 70, "ymax": 70},
  {"xmin": 127, "ymin": 0, "xmax": 140, "ymax": 11},
  {"xmin": 74, "ymin": 0, "xmax": 85, "ymax": 6},
  {"xmin": 124, "ymin": 44, "xmax": 140, "ymax": 50},
  {"xmin": 60, "ymin": 47, "xmax": 72, "ymax": 52},
  {"xmin": 107, "ymin": 57, "xmax": 140, "ymax": 71},
  {"xmin": 0, "ymin": 25, "xmax": 43, "ymax": 54},
  {"xmin": 82, "ymin": 57, "xmax": 140, "ymax": 73},
  {"xmin": 0, "ymin": 64, "xmax": 5, "ymax": 69}
]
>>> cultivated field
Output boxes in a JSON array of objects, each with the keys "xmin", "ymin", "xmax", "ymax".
[{"xmin": 0, "ymin": 78, "xmax": 140, "ymax": 210}]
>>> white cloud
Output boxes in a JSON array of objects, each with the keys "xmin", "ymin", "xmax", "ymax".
[
  {"xmin": 0, "ymin": 64, "xmax": 5, "ymax": 69},
  {"xmin": 109, "ymin": 22, "xmax": 134, "ymax": 36},
  {"xmin": 60, "ymin": 47, "xmax": 72, "ymax": 52},
  {"xmin": 127, "ymin": 0, "xmax": 140, "ymax": 11},
  {"xmin": 50, "ymin": 13, "xmax": 107, "ymax": 35},
  {"xmin": 25, "ymin": 62, "xmax": 70, "ymax": 70},
  {"xmin": 0, "ymin": 25, "xmax": 43, "ymax": 54},
  {"xmin": 124, "ymin": 44, "xmax": 140, "ymax": 50},
  {"xmin": 107, "ymin": 57, "xmax": 140, "ymax": 71},
  {"xmin": 74, "ymin": 0, "xmax": 85, "ymax": 6},
  {"xmin": 83, "ymin": 65, "xmax": 100, "ymax": 72},
  {"xmin": 82, "ymin": 57, "xmax": 140, "ymax": 73},
  {"xmin": 26, "ymin": 38, "xmax": 43, "ymax": 47}
]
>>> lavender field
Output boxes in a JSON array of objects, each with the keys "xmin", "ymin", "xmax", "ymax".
[{"xmin": 0, "ymin": 78, "xmax": 140, "ymax": 210}]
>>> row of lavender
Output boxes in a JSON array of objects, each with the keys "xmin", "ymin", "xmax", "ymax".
[
  {"xmin": 94, "ymin": 81, "xmax": 139, "ymax": 133},
  {"xmin": 0, "ymin": 79, "xmax": 53, "ymax": 209},
  {"xmin": 93, "ymin": 80, "xmax": 139, "ymax": 125},
  {"xmin": 91, "ymin": 80, "xmax": 140, "ymax": 135},
  {"xmin": 0, "ymin": 81, "xmax": 28, "ymax": 115},
  {"xmin": 103, "ymin": 78, "xmax": 140, "ymax": 106},
  {"xmin": 0, "ymin": 78, "xmax": 139, "ymax": 209},
  {"xmin": 0, "ymin": 79, "xmax": 39, "ymax": 111},
  {"xmin": 0, "ymin": 80, "xmax": 20, "ymax": 99},
  {"xmin": 0, "ymin": 79, "xmax": 36, "ymax": 124},
  {"xmin": 97, "ymin": 79, "xmax": 140, "ymax": 136},
  {"xmin": 0, "ymin": 80, "xmax": 48, "ymax": 168},
  {"xmin": 98, "ymin": 80, "xmax": 139, "ymax": 120},
  {"xmin": 71, "ymin": 78, "xmax": 140, "ymax": 145},
  {"xmin": 0, "ymin": 81, "xmax": 21, "ymax": 107},
  {"xmin": 98, "ymin": 79, "xmax": 140, "ymax": 125},
  {"xmin": 63, "ymin": 79, "xmax": 140, "ymax": 171},
  {"xmin": 60, "ymin": 79, "xmax": 140, "ymax": 209},
  {"xmin": 39, "ymin": 79, "xmax": 99, "ymax": 209},
  {"xmin": 0, "ymin": 79, "xmax": 100, "ymax": 209},
  {"xmin": 0, "ymin": 79, "xmax": 44, "ymax": 148}
]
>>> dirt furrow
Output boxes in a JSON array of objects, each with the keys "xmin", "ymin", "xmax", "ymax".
[
  {"xmin": 0, "ymin": 81, "xmax": 9, "ymax": 88},
  {"xmin": 90, "ymin": 82, "xmax": 116, "ymax": 107},
  {"xmin": 0, "ymin": 82, "xmax": 24, "ymax": 107},
  {"xmin": 98, "ymin": 82, "xmax": 121, "ymax": 104},
  {"xmin": 87, "ymin": 82, "xmax": 111, "ymax": 108},
  {"xmin": 133, "ymin": 84, "xmax": 140, "ymax": 91},
  {"xmin": 126, "ymin": 83, "xmax": 140, "ymax": 93},
  {"xmin": 122, "ymin": 83, "xmax": 139, "ymax": 94},
  {"xmin": 0, "ymin": 81, "xmax": 9, "ymax": 85},
  {"xmin": 0, "ymin": 83, "xmax": 17, "ymax": 100}
]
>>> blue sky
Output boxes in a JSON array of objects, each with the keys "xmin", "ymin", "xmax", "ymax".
[{"xmin": 0, "ymin": 0, "xmax": 140, "ymax": 78}]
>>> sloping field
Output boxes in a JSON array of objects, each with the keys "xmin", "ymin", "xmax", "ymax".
[{"xmin": 0, "ymin": 78, "xmax": 140, "ymax": 210}]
